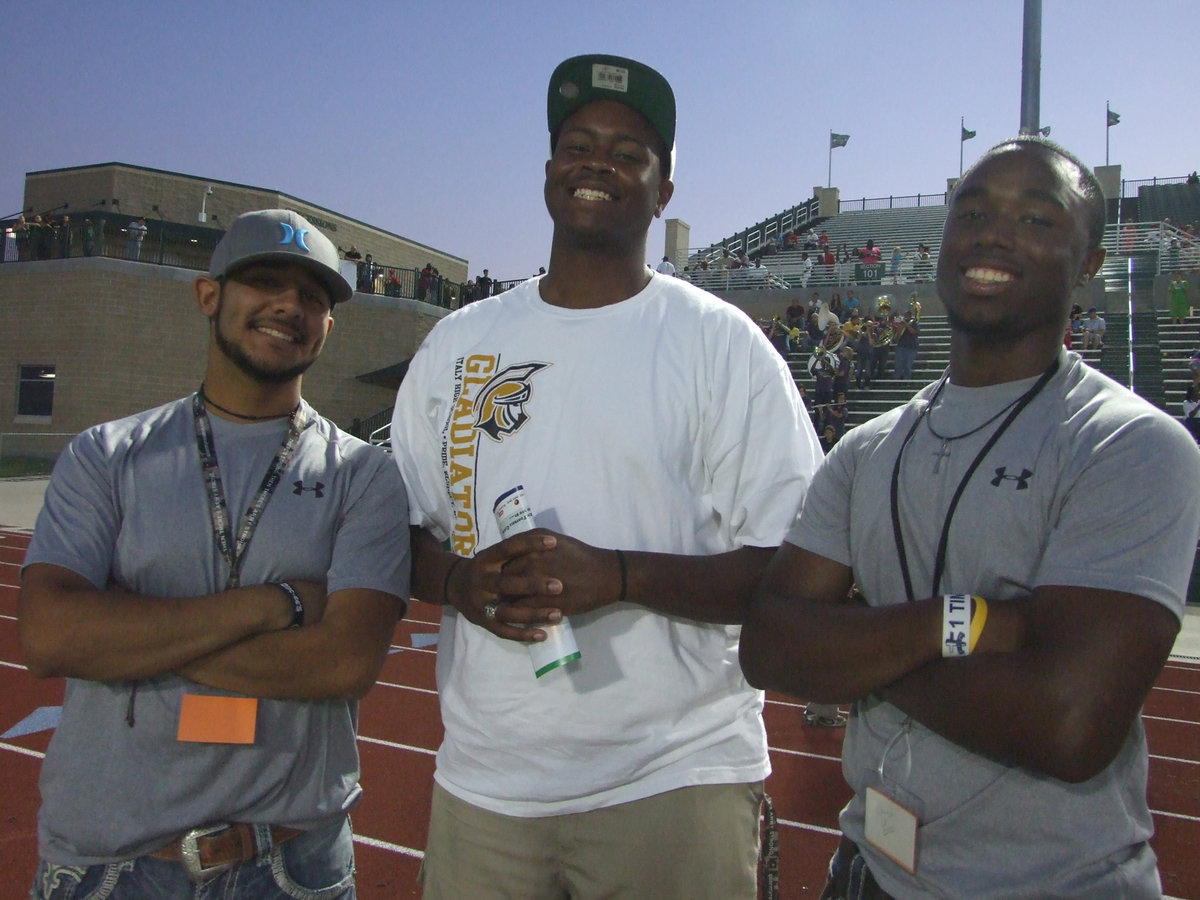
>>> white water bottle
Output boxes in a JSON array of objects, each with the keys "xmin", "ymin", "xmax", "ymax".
[{"xmin": 493, "ymin": 485, "xmax": 581, "ymax": 677}]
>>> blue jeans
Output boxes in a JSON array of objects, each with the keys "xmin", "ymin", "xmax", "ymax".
[
  {"xmin": 30, "ymin": 816, "xmax": 355, "ymax": 900},
  {"xmin": 893, "ymin": 345, "xmax": 917, "ymax": 380}
]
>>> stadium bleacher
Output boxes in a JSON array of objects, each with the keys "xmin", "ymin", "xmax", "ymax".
[{"xmin": 688, "ymin": 182, "xmax": 1200, "ymax": 437}]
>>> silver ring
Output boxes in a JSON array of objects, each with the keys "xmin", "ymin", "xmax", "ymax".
[{"xmin": 483, "ymin": 601, "xmax": 499, "ymax": 622}]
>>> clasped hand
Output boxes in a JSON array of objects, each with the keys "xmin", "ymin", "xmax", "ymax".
[{"xmin": 447, "ymin": 530, "xmax": 623, "ymax": 643}]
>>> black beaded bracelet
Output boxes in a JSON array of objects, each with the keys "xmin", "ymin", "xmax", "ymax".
[
  {"xmin": 276, "ymin": 581, "xmax": 305, "ymax": 629},
  {"xmin": 615, "ymin": 549, "xmax": 628, "ymax": 604}
]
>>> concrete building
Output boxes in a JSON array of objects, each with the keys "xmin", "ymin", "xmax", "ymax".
[{"xmin": 2, "ymin": 163, "xmax": 460, "ymax": 459}]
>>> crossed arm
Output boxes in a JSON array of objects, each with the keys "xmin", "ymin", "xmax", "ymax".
[
  {"xmin": 739, "ymin": 544, "xmax": 1179, "ymax": 783},
  {"xmin": 20, "ymin": 564, "xmax": 402, "ymax": 700},
  {"xmin": 410, "ymin": 526, "xmax": 775, "ymax": 641}
]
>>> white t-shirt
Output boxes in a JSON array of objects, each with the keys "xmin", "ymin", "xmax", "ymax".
[{"xmin": 391, "ymin": 273, "xmax": 821, "ymax": 817}]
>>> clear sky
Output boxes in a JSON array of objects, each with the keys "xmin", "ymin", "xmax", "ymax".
[{"xmin": 3, "ymin": 1, "xmax": 1194, "ymax": 280}]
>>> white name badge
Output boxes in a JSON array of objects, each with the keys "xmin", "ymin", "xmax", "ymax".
[{"xmin": 864, "ymin": 786, "xmax": 918, "ymax": 874}]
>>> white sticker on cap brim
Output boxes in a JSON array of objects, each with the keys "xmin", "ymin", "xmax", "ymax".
[{"xmin": 592, "ymin": 64, "xmax": 629, "ymax": 93}]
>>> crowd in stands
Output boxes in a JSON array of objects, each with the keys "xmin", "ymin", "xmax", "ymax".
[
  {"xmin": 681, "ymin": 225, "xmax": 940, "ymax": 291},
  {"xmin": 2, "ymin": 213, "xmax": 146, "ymax": 262},
  {"xmin": 1119, "ymin": 218, "xmax": 1200, "ymax": 271},
  {"xmin": 760, "ymin": 291, "xmax": 923, "ymax": 449}
]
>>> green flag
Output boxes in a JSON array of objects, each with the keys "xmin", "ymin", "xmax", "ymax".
[
  {"xmin": 1107, "ymin": 109, "xmax": 1121, "ymax": 127},
  {"xmin": 961, "ymin": 126, "xmax": 977, "ymax": 142},
  {"xmin": 830, "ymin": 133, "xmax": 850, "ymax": 149}
]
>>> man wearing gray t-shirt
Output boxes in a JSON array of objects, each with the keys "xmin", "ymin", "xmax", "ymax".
[
  {"xmin": 741, "ymin": 140, "xmax": 1200, "ymax": 897},
  {"xmin": 19, "ymin": 209, "xmax": 410, "ymax": 899}
]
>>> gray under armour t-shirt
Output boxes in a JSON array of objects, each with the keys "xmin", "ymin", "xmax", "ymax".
[{"xmin": 23, "ymin": 396, "xmax": 410, "ymax": 866}]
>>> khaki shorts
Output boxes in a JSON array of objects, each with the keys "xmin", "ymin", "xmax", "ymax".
[{"xmin": 419, "ymin": 780, "xmax": 764, "ymax": 899}]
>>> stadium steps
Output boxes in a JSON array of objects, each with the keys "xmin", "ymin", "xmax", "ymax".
[
  {"xmin": 1157, "ymin": 314, "xmax": 1200, "ymax": 421},
  {"xmin": 1131, "ymin": 313, "xmax": 1166, "ymax": 411}
]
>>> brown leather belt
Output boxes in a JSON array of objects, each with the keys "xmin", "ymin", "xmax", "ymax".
[{"xmin": 151, "ymin": 822, "xmax": 303, "ymax": 881}]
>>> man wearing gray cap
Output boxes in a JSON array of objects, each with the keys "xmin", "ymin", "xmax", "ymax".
[
  {"xmin": 19, "ymin": 209, "xmax": 410, "ymax": 898},
  {"xmin": 391, "ymin": 55, "xmax": 819, "ymax": 897}
]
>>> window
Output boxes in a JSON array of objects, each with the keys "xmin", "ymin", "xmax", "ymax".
[{"xmin": 17, "ymin": 365, "xmax": 55, "ymax": 417}]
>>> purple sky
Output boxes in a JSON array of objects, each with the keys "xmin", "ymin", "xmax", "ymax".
[{"xmin": 3, "ymin": 1, "xmax": 1193, "ymax": 280}]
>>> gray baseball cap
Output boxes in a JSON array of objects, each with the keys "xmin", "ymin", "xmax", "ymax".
[{"xmin": 208, "ymin": 209, "xmax": 353, "ymax": 305}]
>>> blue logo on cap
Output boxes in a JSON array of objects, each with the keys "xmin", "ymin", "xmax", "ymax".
[{"xmin": 278, "ymin": 222, "xmax": 311, "ymax": 253}]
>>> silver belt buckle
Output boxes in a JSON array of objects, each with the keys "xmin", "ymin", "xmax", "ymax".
[{"xmin": 179, "ymin": 823, "xmax": 237, "ymax": 882}]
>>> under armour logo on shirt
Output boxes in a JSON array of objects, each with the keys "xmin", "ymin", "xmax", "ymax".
[
  {"xmin": 990, "ymin": 467, "xmax": 1032, "ymax": 490},
  {"xmin": 293, "ymin": 480, "xmax": 325, "ymax": 497}
]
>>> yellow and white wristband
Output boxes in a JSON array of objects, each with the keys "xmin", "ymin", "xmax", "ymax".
[{"xmin": 942, "ymin": 593, "xmax": 988, "ymax": 657}]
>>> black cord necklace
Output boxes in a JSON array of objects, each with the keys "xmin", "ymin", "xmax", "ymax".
[
  {"xmin": 889, "ymin": 356, "xmax": 1061, "ymax": 602},
  {"xmin": 198, "ymin": 384, "xmax": 299, "ymax": 421},
  {"xmin": 923, "ymin": 377, "xmax": 1024, "ymax": 474}
]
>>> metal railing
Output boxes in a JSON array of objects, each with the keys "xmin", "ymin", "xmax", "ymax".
[
  {"xmin": 1120, "ymin": 175, "xmax": 1194, "ymax": 198},
  {"xmin": 837, "ymin": 192, "xmax": 951, "ymax": 213},
  {"xmin": 1, "ymin": 215, "xmax": 468, "ymax": 310},
  {"xmin": 698, "ymin": 197, "xmax": 822, "ymax": 263}
]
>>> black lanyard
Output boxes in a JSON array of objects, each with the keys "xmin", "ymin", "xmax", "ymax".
[
  {"xmin": 889, "ymin": 357, "xmax": 1060, "ymax": 603},
  {"xmin": 192, "ymin": 391, "xmax": 308, "ymax": 589}
]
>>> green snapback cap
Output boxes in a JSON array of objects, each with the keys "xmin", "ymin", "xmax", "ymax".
[{"xmin": 547, "ymin": 54, "xmax": 676, "ymax": 166}]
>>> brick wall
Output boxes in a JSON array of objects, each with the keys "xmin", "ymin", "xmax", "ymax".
[{"xmin": 2, "ymin": 257, "xmax": 444, "ymax": 451}]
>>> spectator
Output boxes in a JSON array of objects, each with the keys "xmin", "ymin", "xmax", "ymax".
[
  {"xmin": 869, "ymin": 316, "xmax": 891, "ymax": 383},
  {"xmin": 82, "ymin": 218, "xmax": 97, "ymax": 257},
  {"xmin": 843, "ymin": 288, "xmax": 860, "ymax": 317},
  {"xmin": 15, "ymin": 215, "xmax": 30, "ymax": 261},
  {"xmin": 357, "ymin": 253, "xmax": 377, "ymax": 293},
  {"xmin": 836, "ymin": 245, "xmax": 853, "ymax": 286},
  {"xmin": 854, "ymin": 317, "xmax": 873, "ymax": 389},
  {"xmin": 750, "ymin": 257, "xmax": 770, "ymax": 287},
  {"xmin": 1069, "ymin": 303, "xmax": 1085, "ymax": 335},
  {"xmin": 656, "ymin": 255, "xmax": 676, "ymax": 275},
  {"xmin": 1169, "ymin": 273, "xmax": 1190, "ymax": 325},
  {"xmin": 124, "ymin": 218, "xmax": 148, "ymax": 261},
  {"xmin": 477, "ymin": 268, "xmax": 493, "ymax": 298},
  {"xmin": 890, "ymin": 246, "xmax": 904, "ymax": 283},
  {"xmin": 913, "ymin": 243, "xmax": 932, "ymax": 282},
  {"xmin": 766, "ymin": 314, "xmax": 790, "ymax": 357},
  {"xmin": 840, "ymin": 311, "xmax": 862, "ymax": 344},
  {"xmin": 811, "ymin": 347, "xmax": 836, "ymax": 412},
  {"xmin": 1081, "ymin": 306, "xmax": 1106, "ymax": 350},
  {"xmin": 343, "ymin": 245, "xmax": 362, "ymax": 262},
  {"xmin": 57, "ymin": 216, "xmax": 72, "ymax": 259},
  {"xmin": 818, "ymin": 229, "xmax": 830, "ymax": 250},
  {"xmin": 785, "ymin": 296, "xmax": 807, "ymax": 333},
  {"xmin": 29, "ymin": 215, "xmax": 49, "ymax": 261},
  {"xmin": 800, "ymin": 251, "xmax": 813, "ymax": 287},
  {"xmin": 858, "ymin": 239, "xmax": 881, "ymax": 264},
  {"xmin": 833, "ymin": 347, "xmax": 853, "ymax": 398},
  {"xmin": 827, "ymin": 291, "xmax": 844, "ymax": 320},
  {"xmin": 417, "ymin": 263, "xmax": 434, "ymax": 301},
  {"xmin": 893, "ymin": 302, "xmax": 920, "ymax": 380}
]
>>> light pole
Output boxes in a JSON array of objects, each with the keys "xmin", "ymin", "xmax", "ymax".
[{"xmin": 198, "ymin": 186, "xmax": 214, "ymax": 223}]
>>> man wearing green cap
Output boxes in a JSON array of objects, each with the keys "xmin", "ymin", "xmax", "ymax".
[
  {"xmin": 391, "ymin": 54, "xmax": 820, "ymax": 897},
  {"xmin": 20, "ymin": 209, "xmax": 410, "ymax": 898}
]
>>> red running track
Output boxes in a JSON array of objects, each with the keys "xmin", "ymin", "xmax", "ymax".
[{"xmin": 2, "ymin": 527, "xmax": 1199, "ymax": 898}]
